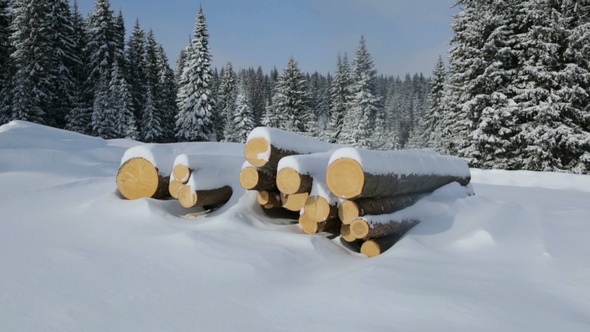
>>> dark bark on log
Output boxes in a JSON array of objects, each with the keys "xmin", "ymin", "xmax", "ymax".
[
  {"xmin": 178, "ymin": 185, "xmax": 233, "ymax": 208},
  {"xmin": 338, "ymin": 193, "xmax": 425, "ymax": 225},
  {"xmin": 350, "ymin": 217, "xmax": 419, "ymax": 241},
  {"xmin": 239, "ymin": 166, "xmax": 278, "ymax": 191}
]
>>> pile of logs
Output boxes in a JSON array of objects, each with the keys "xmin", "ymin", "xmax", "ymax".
[
  {"xmin": 116, "ymin": 143, "xmax": 244, "ymax": 210},
  {"xmin": 115, "ymin": 127, "xmax": 472, "ymax": 258},
  {"xmin": 240, "ymin": 128, "xmax": 472, "ymax": 257}
]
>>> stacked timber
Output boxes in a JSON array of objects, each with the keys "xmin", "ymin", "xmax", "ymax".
[{"xmin": 326, "ymin": 147, "xmax": 472, "ymax": 257}]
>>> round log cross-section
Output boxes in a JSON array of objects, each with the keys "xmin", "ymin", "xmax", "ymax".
[
  {"xmin": 116, "ymin": 157, "xmax": 169, "ymax": 200},
  {"xmin": 276, "ymin": 167, "xmax": 313, "ymax": 195}
]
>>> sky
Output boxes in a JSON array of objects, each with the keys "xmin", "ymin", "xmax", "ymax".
[{"xmin": 77, "ymin": 0, "xmax": 459, "ymax": 77}]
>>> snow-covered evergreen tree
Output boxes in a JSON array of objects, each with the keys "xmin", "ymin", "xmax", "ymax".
[
  {"xmin": 91, "ymin": 72, "xmax": 117, "ymax": 138},
  {"xmin": 86, "ymin": 0, "xmax": 117, "ymax": 90},
  {"xmin": 175, "ymin": 5, "xmax": 216, "ymax": 142},
  {"xmin": 227, "ymin": 78, "xmax": 256, "ymax": 143},
  {"xmin": 423, "ymin": 56, "xmax": 447, "ymax": 150},
  {"xmin": 126, "ymin": 20, "xmax": 146, "ymax": 122},
  {"xmin": 219, "ymin": 63, "xmax": 236, "ymax": 141},
  {"xmin": 155, "ymin": 44, "xmax": 178, "ymax": 143},
  {"xmin": 342, "ymin": 36, "xmax": 380, "ymax": 148},
  {"xmin": 328, "ymin": 53, "xmax": 353, "ymax": 143},
  {"xmin": 269, "ymin": 57, "xmax": 309, "ymax": 134},
  {"xmin": 140, "ymin": 30, "xmax": 163, "ymax": 142},
  {"xmin": 0, "ymin": 0, "xmax": 13, "ymax": 124},
  {"xmin": 109, "ymin": 60, "xmax": 137, "ymax": 139}
]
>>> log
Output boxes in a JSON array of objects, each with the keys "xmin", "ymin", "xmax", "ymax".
[
  {"xmin": 299, "ymin": 214, "xmax": 340, "ymax": 235},
  {"xmin": 239, "ymin": 166, "xmax": 278, "ymax": 191},
  {"xmin": 116, "ymin": 157, "xmax": 170, "ymax": 200},
  {"xmin": 178, "ymin": 184, "xmax": 233, "ymax": 208},
  {"xmin": 276, "ymin": 167, "xmax": 313, "ymax": 195},
  {"xmin": 281, "ymin": 192, "xmax": 309, "ymax": 212},
  {"xmin": 350, "ymin": 217, "xmax": 419, "ymax": 241},
  {"xmin": 303, "ymin": 195, "xmax": 338, "ymax": 223},
  {"xmin": 340, "ymin": 224, "xmax": 358, "ymax": 243},
  {"xmin": 244, "ymin": 127, "xmax": 335, "ymax": 170},
  {"xmin": 361, "ymin": 233, "xmax": 409, "ymax": 258},
  {"xmin": 168, "ymin": 179, "xmax": 185, "ymax": 199},
  {"xmin": 326, "ymin": 148, "xmax": 471, "ymax": 199},
  {"xmin": 257, "ymin": 190, "xmax": 282, "ymax": 209},
  {"xmin": 172, "ymin": 164, "xmax": 192, "ymax": 183},
  {"xmin": 338, "ymin": 193, "xmax": 425, "ymax": 225}
]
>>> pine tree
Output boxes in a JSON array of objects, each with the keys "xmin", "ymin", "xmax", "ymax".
[
  {"xmin": 227, "ymin": 78, "xmax": 256, "ymax": 143},
  {"xmin": 175, "ymin": 5, "xmax": 216, "ymax": 142},
  {"xmin": 342, "ymin": 36, "xmax": 380, "ymax": 148},
  {"xmin": 91, "ymin": 71, "xmax": 117, "ymax": 138},
  {"xmin": 86, "ymin": 0, "xmax": 117, "ymax": 100},
  {"xmin": 0, "ymin": 0, "xmax": 13, "ymax": 124},
  {"xmin": 155, "ymin": 44, "xmax": 178, "ymax": 143},
  {"xmin": 269, "ymin": 57, "xmax": 309, "ymax": 134},
  {"xmin": 126, "ymin": 20, "xmax": 146, "ymax": 122},
  {"xmin": 219, "ymin": 62, "xmax": 236, "ymax": 141},
  {"xmin": 328, "ymin": 57, "xmax": 352, "ymax": 143},
  {"xmin": 109, "ymin": 60, "xmax": 137, "ymax": 139},
  {"xmin": 140, "ymin": 30, "xmax": 163, "ymax": 142},
  {"xmin": 423, "ymin": 56, "xmax": 447, "ymax": 150}
]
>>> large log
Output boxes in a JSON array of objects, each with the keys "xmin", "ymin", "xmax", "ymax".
[
  {"xmin": 178, "ymin": 184, "xmax": 233, "ymax": 208},
  {"xmin": 349, "ymin": 217, "xmax": 419, "ymax": 241},
  {"xmin": 244, "ymin": 127, "xmax": 335, "ymax": 171},
  {"xmin": 303, "ymin": 195, "xmax": 338, "ymax": 223},
  {"xmin": 326, "ymin": 147, "xmax": 471, "ymax": 199},
  {"xmin": 281, "ymin": 192, "xmax": 309, "ymax": 212},
  {"xmin": 361, "ymin": 235, "xmax": 407, "ymax": 258},
  {"xmin": 239, "ymin": 166, "xmax": 278, "ymax": 191},
  {"xmin": 116, "ymin": 157, "xmax": 170, "ymax": 200},
  {"xmin": 338, "ymin": 193, "xmax": 425, "ymax": 225},
  {"xmin": 276, "ymin": 167, "xmax": 313, "ymax": 195}
]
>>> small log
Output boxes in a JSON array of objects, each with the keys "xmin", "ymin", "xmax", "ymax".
[
  {"xmin": 178, "ymin": 184, "xmax": 233, "ymax": 208},
  {"xmin": 340, "ymin": 224, "xmax": 358, "ymax": 243},
  {"xmin": 361, "ymin": 233, "xmax": 409, "ymax": 258},
  {"xmin": 257, "ymin": 190, "xmax": 282, "ymax": 209},
  {"xmin": 303, "ymin": 195, "xmax": 338, "ymax": 223},
  {"xmin": 281, "ymin": 192, "xmax": 310, "ymax": 212},
  {"xmin": 350, "ymin": 217, "xmax": 419, "ymax": 241},
  {"xmin": 326, "ymin": 149, "xmax": 471, "ymax": 199},
  {"xmin": 299, "ymin": 214, "xmax": 340, "ymax": 235},
  {"xmin": 172, "ymin": 164, "xmax": 192, "ymax": 183},
  {"xmin": 116, "ymin": 157, "xmax": 170, "ymax": 200},
  {"xmin": 244, "ymin": 137, "xmax": 299, "ymax": 170},
  {"xmin": 168, "ymin": 179, "xmax": 185, "ymax": 199},
  {"xmin": 338, "ymin": 193, "xmax": 425, "ymax": 225},
  {"xmin": 276, "ymin": 167, "xmax": 313, "ymax": 195},
  {"xmin": 239, "ymin": 166, "xmax": 278, "ymax": 191}
]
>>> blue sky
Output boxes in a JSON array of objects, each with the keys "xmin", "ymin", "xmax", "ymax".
[{"xmin": 77, "ymin": 0, "xmax": 458, "ymax": 76}]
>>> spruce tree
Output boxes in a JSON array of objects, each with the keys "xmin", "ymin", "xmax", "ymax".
[
  {"xmin": 155, "ymin": 44, "xmax": 178, "ymax": 142},
  {"xmin": 109, "ymin": 60, "xmax": 137, "ymax": 139},
  {"xmin": 219, "ymin": 62, "xmax": 236, "ymax": 141},
  {"xmin": 126, "ymin": 20, "xmax": 146, "ymax": 122},
  {"xmin": 0, "ymin": 0, "xmax": 13, "ymax": 124},
  {"xmin": 175, "ymin": 5, "xmax": 216, "ymax": 142},
  {"xmin": 228, "ymin": 78, "xmax": 256, "ymax": 143},
  {"xmin": 140, "ymin": 30, "xmax": 163, "ymax": 142},
  {"xmin": 423, "ymin": 56, "xmax": 447, "ymax": 150},
  {"xmin": 327, "ymin": 54, "xmax": 353, "ymax": 143},
  {"xmin": 269, "ymin": 57, "xmax": 309, "ymax": 134}
]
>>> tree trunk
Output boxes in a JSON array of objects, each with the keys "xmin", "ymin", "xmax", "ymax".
[
  {"xmin": 276, "ymin": 167, "xmax": 313, "ymax": 195},
  {"xmin": 350, "ymin": 217, "xmax": 419, "ymax": 241},
  {"xmin": 244, "ymin": 137, "xmax": 300, "ymax": 171},
  {"xmin": 239, "ymin": 166, "xmax": 278, "ymax": 191},
  {"xmin": 117, "ymin": 157, "xmax": 170, "ymax": 200},
  {"xmin": 178, "ymin": 185, "xmax": 233, "ymax": 208},
  {"xmin": 257, "ymin": 190, "xmax": 282, "ymax": 209},
  {"xmin": 303, "ymin": 195, "xmax": 338, "ymax": 223},
  {"xmin": 360, "ymin": 231, "xmax": 414, "ymax": 258},
  {"xmin": 338, "ymin": 193, "xmax": 425, "ymax": 225},
  {"xmin": 326, "ymin": 157, "xmax": 471, "ymax": 199}
]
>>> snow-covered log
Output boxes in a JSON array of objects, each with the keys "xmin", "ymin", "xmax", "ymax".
[
  {"xmin": 276, "ymin": 152, "xmax": 333, "ymax": 195},
  {"xmin": 360, "ymin": 233, "xmax": 412, "ymax": 258},
  {"xmin": 239, "ymin": 165, "xmax": 278, "ymax": 191},
  {"xmin": 244, "ymin": 127, "xmax": 335, "ymax": 171},
  {"xmin": 276, "ymin": 167, "xmax": 313, "ymax": 195},
  {"xmin": 256, "ymin": 190, "xmax": 282, "ymax": 209},
  {"xmin": 303, "ymin": 195, "xmax": 338, "ymax": 223},
  {"xmin": 178, "ymin": 185, "xmax": 233, "ymax": 208},
  {"xmin": 338, "ymin": 193, "xmax": 425, "ymax": 225},
  {"xmin": 168, "ymin": 179, "xmax": 185, "ymax": 199},
  {"xmin": 349, "ymin": 216, "xmax": 419, "ymax": 241},
  {"xmin": 326, "ymin": 147, "xmax": 471, "ymax": 199},
  {"xmin": 117, "ymin": 157, "xmax": 170, "ymax": 200}
]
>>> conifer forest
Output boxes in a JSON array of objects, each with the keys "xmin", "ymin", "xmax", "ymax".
[{"xmin": 1, "ymin": 0, "xmax": 589, "ymax": 174}]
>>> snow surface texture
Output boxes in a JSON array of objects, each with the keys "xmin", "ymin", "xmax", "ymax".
[{"xmin": 1, "ymin": 121, "xmax": 590, "ymax": 331}]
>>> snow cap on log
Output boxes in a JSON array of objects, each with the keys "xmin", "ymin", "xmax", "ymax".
[{"xmin": 326, "ymin": 147, "xmax": 471, "ymax": 199}]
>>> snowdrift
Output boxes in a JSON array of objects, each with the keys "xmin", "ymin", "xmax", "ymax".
[{"xmin": 1, "ymin": 121, "xmax": 590, "ymax": 331}]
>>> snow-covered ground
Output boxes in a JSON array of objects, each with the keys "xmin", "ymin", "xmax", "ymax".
[{"xmin": 1, "ymin": 120, "xmax": 589, "ymax": 332}]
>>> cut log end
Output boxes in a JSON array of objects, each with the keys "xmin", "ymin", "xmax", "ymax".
[
  {"xmin": 257, "ymin": 190, "xmax": 282, "ymax": 209},
  {"xmin": 338, "ymin": 200, "xmax": 361, "ymax": 225},
  {"xmin": 172, "ymin": 164, "xmax": 191, "ymax": 183},
  {"xmin": 299, "ymin": 214, "xmax": 318, "ymax": 234},
  {"xmin": 350, "ymin": 218, "xmax": 370, "ymax": 239},
  {"xmin": 168, "ymin": 179, "xmax": 184, "ymax": 199},
  {"xmin": 282, "ymin": 192, "xmax": 310, "ymax": 212},
  {"xmin": 178, "ymin": 185, "xmax": 233, "ymax": 209},
  {"xmin": 340, "ymin": 224, "xmax": 357, "ymax": 242},
  {"xmin": 276, "ymin": 167, "xmax": 312, "ymax": 195},
  {"xmin": 244, "ymin": 137, "xmax": 270, "ymax": 168},
  {"xmin": 326, "ymin": 158, "xmax": 364, "ymax": 199},
  {"xmin": 360, "ymin": 240, "xmax": 382, "ymax": 258},
  {"xmin": 116, "ymin": 157, "xmax": 161, "ymax": 200},
  {"xmin": 303, "ymin": 196, "xmax": 336, "ymax": 222},
  {"xmin": 178, "ymin": 185, "xmax": 198, "ymax": 208},
  {"xmin": 239, "ymin": 167, "xmax": 261, "ymax": 190}
]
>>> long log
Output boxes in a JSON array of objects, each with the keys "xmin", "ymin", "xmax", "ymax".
[
  {"xmin": 303, "ymin": 195, "xmax": 338, "ymax": 223},
  {"xmin": 276, "ymin": 167, "xmax": 313, "ymax": 195},
  {"xmin": 257, "ymin": 190, "xmax": 282, "ymax": 209},
  {"xmin": 239, "ymin": 166, "xmax": 278, "ymax": 191},
  {"xmin": 326, "ymin": 148, "xmax": 471, "ymax": 199},
  {"xmin": 178, "ymin": 184, "xmax": 233, "ymax": 208},
  {"xmin": 338, "ymin": 193, "xmax": 425, "ymax": 225},
  {"xmin": 361, "ymin": 235, "xmax": 409, "ymax": 258},
  {"xmin": 281, "ymin": 192, "xmax": 310, "ymax": 212},
  {"xmin": 244, "ymin": 127, "xmax": 335, "ymax": 171},
  {"xmin": 299, "ymin": 214, "xmax": 340, "ymax": 235},
  {"xmin": 116, "ymin": 157, "xmax": 170, "ymax": 200},
  {"xmin": 350, "ymin": 217, "xmax": 419, "ymax": 241}
]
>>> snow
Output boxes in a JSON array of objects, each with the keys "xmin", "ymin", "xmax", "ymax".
[
  {"xmin": 329, "ymin": 146, "xmax": 471, "ymax": 178},
  {"xmin": 1, "ymin": 120, "xmax": 590, "ymax": 331}
]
